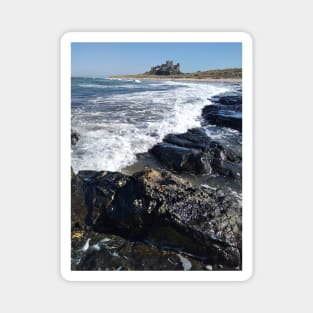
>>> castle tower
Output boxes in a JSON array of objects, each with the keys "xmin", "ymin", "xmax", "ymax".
[{"xmin": 166, "ymin": 60, "xmax": 173, "ymax": 68}]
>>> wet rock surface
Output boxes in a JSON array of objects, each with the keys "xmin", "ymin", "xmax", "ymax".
[
  {"xmin": 149, "ymin": 127, "xmax": 241, "ymax": 179},
  {"xmin": 211, "ymin": 94, "xmax": 242, "ymax": 106},
  {"xmin": 163, "ymin": 127, "xmax": 213, "ymax": 152},
  {"xmin": 71, "ymin": 167, "xmax": 242, "ymax": 269},
  {"xmin": 72, "ymin": 230, "xmax": 212, "ymax": 271},
  {"xmin": 149, "ymin": 142, "xmax": 212, "ymax": 174},
  {"xmin": 202, "ymin": 92, "xmax": 242, "ymax": 132},
  {"xmin": 202, "ymin": 107, "xmax": 242, "ymax": 132}
]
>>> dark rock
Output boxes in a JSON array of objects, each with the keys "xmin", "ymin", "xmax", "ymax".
[
  {"xmin": 203, "ymin": 92, "xmax": 242, "ymax": 132},
  {"xmin": 202, "ymin": 105, "xmax": 242, "ymax": 132},
  {"xmin": 205, "ymin": 114, "xmax": 242, "ymax": 132},
  {"xmin": 71, "ymin": 231, "xmax": 192, "ymax": 271},
  {"xmin": 210, "ymin": 141, "xmax": 241, "ymax": 164},
  {"xmin": 202, "ymin": 104, "xmax": 241, "ymax": 116},
  {"xmin": 211, "ymin": 94, "xmax": 242, "ymax": 106},
  {"xmin": 71, "ymin": 129, "xmax": 80, "ymax": 146},
  {"xmin": 94, "ymin": 175, "xmax": 151, "ymax": 239},
  {"xmin": 71, "ymin": 167, "xmax": 77, "ymax": 192},
  {"xmin": 208, "ymin": 141, "xmax": 242, "ymax": 178},
  {"xmin": 72, "ymin": 168, "xmax": 242, "ymax": 268},
  {"xmin": 214, "ymin": 159, "xmax": 242, "ymax": 179},
  {"xmin": 77, "ymin": 170, "xmax": 130, "ymax": 226},
  {"xmin": 149, "ymin": 142, "xmax": 212, "ymax": 174},
  {"xmin": 149, "ymin": 128, "xmax": 241, "ymax": 179},
  {"xmin": 163, "ymin": 128, "xmax": 212, "ymax": 152}
]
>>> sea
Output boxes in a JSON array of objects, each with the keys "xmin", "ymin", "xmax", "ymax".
[{"xmin": 71, "ymin": 77, "xmax": 241, "ymax": 173}]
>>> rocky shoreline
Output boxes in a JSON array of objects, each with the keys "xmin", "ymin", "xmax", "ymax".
[{"xmin": 71, "ymin": 86, "xmax": 243, "ymax": 271}]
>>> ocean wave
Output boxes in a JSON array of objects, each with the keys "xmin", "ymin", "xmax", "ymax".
[
  {"xmin": 71, "ymin": 81, "xmax": 233, "ymax": 172},
  {"xmin": 79, "ymin": 83, "xmax": 143, "ymax": 90},
  {"xmin": 79, "ymin": 83, "xmax": 110, "ymax": 89}
]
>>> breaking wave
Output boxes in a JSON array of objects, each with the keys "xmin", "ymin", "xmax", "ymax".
[{"xmin": 71, "ymin": 78, "xmax": 233, "ymax": 172}]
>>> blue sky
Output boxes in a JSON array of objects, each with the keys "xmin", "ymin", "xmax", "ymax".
[{"xmin": 71, "ymin": 42, "xmax": 242, "ymax": 77}]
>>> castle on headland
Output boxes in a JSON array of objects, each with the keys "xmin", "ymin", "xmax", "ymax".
[{"xmin": 147, "ymin": 60, "xmax": 181, "ymax": 75}]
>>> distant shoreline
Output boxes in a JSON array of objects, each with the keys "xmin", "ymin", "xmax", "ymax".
[
  {"xmin": 110, "ymin": 67, "xmax": 242, "ymax": 83},
  {"xmin": 109, "ymin": 76, "xmax": 242, "ymax": 83}
]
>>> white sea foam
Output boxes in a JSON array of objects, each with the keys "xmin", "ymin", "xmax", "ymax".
[
  {"xmin": 177, "ymin": 254, "xmax": 192, "ymax": 271},
  {"xmin": 204, "ymin": 125, "xmax": 242, "ymax": 156},
  {"xmin": 79, "ymin": 83, "xmax": 140, "ymax": 90},
  {"xmin": 81, "ymin": 239, "xmax": 90, "ymax": 252},
  {"xmin": 79, "ymin": 83, "xmax": 110, "ymax": 89},
  {"xmin": 71, "ymin": 81, "xmax": 232, "ymax": 172}
]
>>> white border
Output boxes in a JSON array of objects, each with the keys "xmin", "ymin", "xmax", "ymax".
[{"xmin": 60, "ymin": 32, "xmax": 253, "ymax": 281}]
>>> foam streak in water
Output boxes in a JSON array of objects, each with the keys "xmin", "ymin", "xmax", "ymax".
[{"xmin": 71, "ymin": 79, "xmax": 232, "ymax": 172}]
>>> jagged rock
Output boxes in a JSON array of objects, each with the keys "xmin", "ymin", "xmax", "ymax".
[
  {"xmin": 203, "ymin": 92, "xmax": 242, "ymax": 131},
  {"xmin": 72, "ymin": 168, "xmax": 242, "ymax": 268},
  {"xmin": 149, "ymin": 142, "xmax": 211, "ymax": 174},
  {"xmin": 209, "ymin": 141, "xmax": 242, "ymax": 178},
  {"xmin": 71, "ymin": 231, "xmax": 203, "ymax": 271},
  {"xmin": 149, "ymin": 127, "xmax": 241, "ymax": 178},
  {"xmin": 211, "ymin": 94, "xmax": 242, "ymax": 106},
  {"xmin": 202, "ymin": 105, "xmax": 242, "ymax": 132},
  {"xmin": 163, "ymin": 128, "xmax": 212, "ymax": 152},
  {"xmin": 77, "ymin": 170, "xmax": 129, "ymax": 226},
  {"xmin": 204, "ymin": 114, "xmax": 242, "ymax": 132},
  {"xmin": 71, "ymin": 129, "xmax": 80, "ymax": 146}
]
